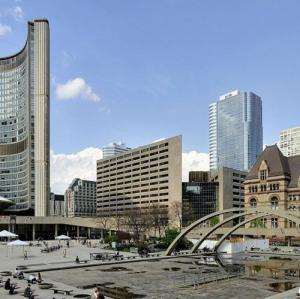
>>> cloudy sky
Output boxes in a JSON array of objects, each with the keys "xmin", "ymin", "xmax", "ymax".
[{"xmin": 1, "ymin": 0, "xmax": 300, "ymax": 193}]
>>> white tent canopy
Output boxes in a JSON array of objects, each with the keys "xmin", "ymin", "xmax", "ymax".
[
  {"xmin": 0, "ymin": 230, "xmax": 18, "ymax": 238},
  {"xmin": 7, "ymin": 240, "xmax": 29, "ymax": 246},
  {"xmin": 55, "ymin": 235, "xmax": 70, "ymax": 240}
]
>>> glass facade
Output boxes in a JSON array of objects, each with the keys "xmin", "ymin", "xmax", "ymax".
[
  {"xmin": 0, "ymin": 20, "xmax": 49, "ymax": 215},
  {"xmin": 209, "ymin": 90, "xmax": 262, "ymax": 171},
  {"xmin": 102, "ymin": 142, "xmax": 130, "ymax": 158},
  {"xmin": 182, "ymin": 182, "xmax": 218, "ymax": 226}
]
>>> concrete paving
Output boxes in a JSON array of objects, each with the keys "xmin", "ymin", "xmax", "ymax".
[{"xmin": 0, "ymin": 241, "xmax": 299, "ymax": 299}]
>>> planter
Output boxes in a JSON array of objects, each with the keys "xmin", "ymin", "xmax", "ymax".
[
  {"xmin": 73, "ymin": 294, "xmax": 91, "ymax": 299},
  {"xmin": 0, "ymin": 271, "xmax": 12, "ymax": 276},
  {"xmin": 38, "ymin": 283, "xmax": 54, "ymax": 289}
]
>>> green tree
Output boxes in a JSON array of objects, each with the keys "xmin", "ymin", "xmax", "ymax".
[
  {"xmin": 163, "ymin": 228, "xmax": 192, "ymax": 250},
  {"xmin": 209, "ymin": 216, "xmax": 219, "ymax": 226}
]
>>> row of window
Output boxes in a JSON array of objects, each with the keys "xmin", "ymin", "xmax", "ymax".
[{"xmin": 248, "ymin": 183, "xmax": 280, "ymax": 193}]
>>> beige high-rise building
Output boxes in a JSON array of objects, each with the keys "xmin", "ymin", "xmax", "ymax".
[
  {"xmin": 280, "ymin": 126, "xmax": 300, "ymax": 157},
  {"xmin": 0, "ymin": 20, "xmax": 50, "ymax": 216},
  {"xmin": 96, "ymin": 136, "xmax": 182, "ymax": 225}
]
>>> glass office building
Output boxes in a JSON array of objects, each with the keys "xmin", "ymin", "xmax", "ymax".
[
  {"xmin": 0, "ymin": 20, "xmax": 50, "ymax": 216},
  {"xmin": 182, "ymin": 182, "xmax": 218, "ymax": 226},
  {"xmin": 102, "ymin": 142, "xmax": 130, "ymax": 158},
  {"xmin": 209, "ymin": 90, "xmax": 262, "ymax": 171}
]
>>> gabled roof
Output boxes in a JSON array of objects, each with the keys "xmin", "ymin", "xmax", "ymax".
[{"xmin": 247, "ymin": 145, "xmax": 291, "ymax": 180}]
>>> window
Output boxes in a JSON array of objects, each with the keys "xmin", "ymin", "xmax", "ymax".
[
  {"xmin": 271, "ymin": 197, "xmax": 279, "ymax": 210},
  {"xmin": 271, "ymin": 218, "xmax": 278, "ymax": 228},
  {"xmin": 249, "ymin": 198, "xmax": 257, "ymax": 208},
  {"xmin": 260, "ymin": 170, "xmax": 267, "ymax": 180}
]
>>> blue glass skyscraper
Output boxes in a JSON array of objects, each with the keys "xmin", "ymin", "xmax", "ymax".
[{"xmin": 209, "ymin": 90, "xmax": 263, "ymax": 171}]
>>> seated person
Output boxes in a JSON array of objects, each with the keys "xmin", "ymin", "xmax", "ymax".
[
  {"xmin": 9, "ymin": 284, "xmax": 16, "ymax": 295},
  {"xmin": 5, "ymin": 278, "xmax": 11, "ymax": 290},
  {"xmin": 14, "ymin": 270, "xmax": 24, "ymax": 279},
  {"xmin": 24, "ymin": 284, "xmax": 33, "ymax": 298},
  {"xmin": 27, "ymin": 274, "xmax": 37, "ymax": 283}
]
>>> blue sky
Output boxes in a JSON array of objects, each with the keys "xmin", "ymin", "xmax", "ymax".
[{"xmin": 1, "ymin": 0, "xmax": 300, "ymax": 154}]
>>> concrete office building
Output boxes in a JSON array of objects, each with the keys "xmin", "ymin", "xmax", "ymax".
[
  {"xmin": 49, "ymin": 193, "xmax": 64, "ymax": 217},
  {"xmin": 97, "ymin": 136, "xmax": 182, "ymax": 224},
  {"xmin": 245, "ymin": 144, "xmax": 300, "ymax": 229},
  {"xmin": 65, "ymin": 178, "xmax": 97, "ymax": 217},
  {"xmin": 280, "ymin": 126, "xmax": 300, "ymax": 157},
  {"xmin": 182, "ymin": 169, "xmax": 247, "ymax": 226},
  {"xmin": 209, "ymin": 90, "xmax": 263, "ymax": 171},
  {"xmin": 0, "ymin": 19, "xmax": 50, "ymax": 216},
  {"xmin": 210, "ymin": 167, "xmax": 247, "ymax": 224},
  {"xmin": 102, "ymin": 142, "xmax": 130, "ymax": 158},
  {"xmin": 189, "ymin": 171, "xmax": 209, "ymax": 183}
]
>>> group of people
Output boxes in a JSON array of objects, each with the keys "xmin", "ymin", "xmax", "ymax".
[
  {"xmin": 5, "ymin": 272, "xmax": 41, "ymax": 298},
  {"xmin": 4, "ymin": 278, "xmax": 19, "ymax": 295}
]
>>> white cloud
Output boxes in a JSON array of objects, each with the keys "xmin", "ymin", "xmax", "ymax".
[
  {"xmin": 50, "ymin": 147, "xmax": 209, "ymax": 193},
  {"xmin": 0, "ymin": 24, "xmax": 12, "ymax": 36},
  {"xmin": 50, "ymin": 147, "xmax": 102, "ymax": 194},
  {"xmin": 182, "ymin": 151, "xmax": 209, "ymax": 181},
  {"xmin": 13, "ymin": 6, "xmax": 24, "ymax": 21},
  {"xmin": 56, "ymin": 78, "xmax": 100, "ymax": 102}
]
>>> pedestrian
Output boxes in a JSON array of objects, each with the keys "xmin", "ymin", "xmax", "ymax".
[
  {"xmin": 63, "ymin": 248, "xmax": 67, "ymax": 258},
  {"xmin": 75, "ymin": 256, "xmax": 79, "ymax": 263},
  {"xmin": 24, "ymin": 250, "xmax": 28, "ymax": 260},
  {"xmin": 37, "ymin": 272, "xmax": 42, "ymax": 283}
]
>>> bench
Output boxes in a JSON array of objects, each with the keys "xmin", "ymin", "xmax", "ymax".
[
  {"xmin": 51, "ymin": 288, "xmax": 73, "ymax": 295},
  {"xmin": 77, "ymin": 260, "xmax": 89, "ymax": 264}
]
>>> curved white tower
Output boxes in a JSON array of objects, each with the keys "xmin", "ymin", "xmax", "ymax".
[{"xmin": 0, "ymin": 19, "xmax": 50, "ymax": 216}]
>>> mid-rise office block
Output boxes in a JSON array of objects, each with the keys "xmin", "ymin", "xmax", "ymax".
[
  {"xmin": 189, "ymin": 171, "xmax": 209, "ymax": 183},
  {"xmin": 102, "ymin": 142, "xmax": 130, "ymax": 158},
  {"xmin": 182, "ymin": 169, "xmax": 246, "ymax": 226},
  {"xmin": 0, "ymin": 19, "xmax": 50, "ymax": 216},
  {"xmin": 182, "ymin": 181, "xmax": 218, "ymax": 226},
  {"xmin": 49, "ymin": 193, "xmax": 64, "ymax": 216},
  {"xmin": 97, "ymin": 136, "xmax": 182, "ymax": 224},
  {"xmin": 210, "ymin": 167, "xmax": 247, "ymax": 224},
  {"xmin": 65, "ymin": 178, "xmax": 97, "ymax": 217},
  {"xmin": 209, "ymin": 90, "xmax": 263, "ymax": 171},
  {"xmin": 280, "ymin": 127, "xmax": 300, "ymax": 157}
]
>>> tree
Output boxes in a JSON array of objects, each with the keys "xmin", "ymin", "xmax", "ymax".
[
  {"xmin": 163, "ymin": 228, "xmax": 192, "ymax": 250},
  {"xmin": 124, "ymin": 208, "xmax": 151, "ymax": 241},
  {"xmin": 209, "ymin": 216, "xmax": 219, "ymax": 226},
  {"xmin": 148, "ymin": 204, "xmax": 168, "ymax": 238},
  {"xmin": 113, "ymin": 209, "xmax": 125, "ymax": 232},
  {"xmin": 170, "ymin": 201, "xmax": 183, "ymax": 230},
  {"xmin": 96, "ymin": 214, "xmax": 113, "ymax": 239}
]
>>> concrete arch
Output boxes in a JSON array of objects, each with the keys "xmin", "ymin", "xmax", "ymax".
[
  {"xmin": 191, "ymin": 209, "xmax": 300, "ymax": 253},
  {"xmin": 164, "ymin": 208, "xmax": 245, "ymax": 256},
  {"xmin": 190, "ymin": 211, "xmax": 266, "ymax": 253},
  {"xmin": 214, "ymin": 212, "xmax": 300, "ymax": 252},
  {"xmin": 165, "ymin": 208, "xmax": 300, "ymax": 256}
]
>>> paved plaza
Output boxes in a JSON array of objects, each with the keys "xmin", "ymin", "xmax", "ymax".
[{"xmin": 0, "ymin": 240, "xmax": 299, "ymax": 298}]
